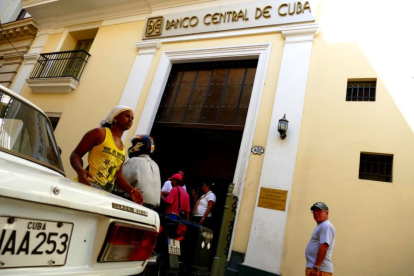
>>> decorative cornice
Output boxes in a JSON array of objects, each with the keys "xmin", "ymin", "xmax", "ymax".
[
  {"xmin": 23, "ymin": 53, "xmax": 40, "ymax": 65},
  {"xmin": 24, "ymin": 0, "xmax": 151, "ymax": 29},
  {"xmin": 146, "ymin": 0, "xmax": 214, "ymax": 11},
  {"xmin": 164, "ymin": 43, "xmax": 270, "ymax": 61},
  {"xmin": 281, "ymin": 23, "xmax": 319, "ymax": 44},
  {"xmin": 26, "ymin": 77, "xmax": 79, "ymax": 94},
  {"xmin": 0, "ymin": 18, "xmax": 38, "ymax": 42},
  {"xmin": 135, "ymin": 40, "xmax": 161, "ymax": 55}
]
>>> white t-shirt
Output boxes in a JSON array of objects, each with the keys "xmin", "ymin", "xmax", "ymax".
[
  {"xmin": 305, "ymin": 220, "xmax": 335, "ymax": 273},
  {"xmin": 122, "ymin": 154, "xmax": 161, "ymax": 207},
  {"xmin": 194, "ymin": 191, "xmax": 216, "ymax": 217},
  {"xmin": 161, "ymin": 180, "xmax": 186, "ymax": 192}
]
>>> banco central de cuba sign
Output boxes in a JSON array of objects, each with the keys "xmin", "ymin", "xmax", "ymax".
[{"xmin": 143, "ymin": 0, "xmax": 315, "ymax": 39}]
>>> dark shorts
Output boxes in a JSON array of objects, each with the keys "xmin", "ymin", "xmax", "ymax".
[{"xmin": 193, "ymin": 216, "xmax": 212, "ymax": 229}]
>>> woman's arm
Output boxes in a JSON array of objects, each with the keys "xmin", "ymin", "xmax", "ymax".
[{"xmin": 70, "ymin": 128, "xmax": 105, "ymax": 186}]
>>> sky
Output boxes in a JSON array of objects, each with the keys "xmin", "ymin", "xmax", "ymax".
[{"xmin": 316, "ymin": 0, "xmax": 414, "ymax": 131}]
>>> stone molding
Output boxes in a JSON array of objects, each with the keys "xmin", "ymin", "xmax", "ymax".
[
  {"xmin": 26, "ymin": 77, "xmax": 79, "ymax": 94},
  {"xmin": 135, "ymin": 46, "xmax": 272, "ymax": 259},
  {"xmin": 0, "ymin": 18, "xmax": 38, "ymax": 42},
  {"xmin": 22, "ymin": 53, "xmax": 40, "ymax": 65},
  {"xmin": 135, "ymin": 40, "xmax": 161, "ymax": 55},
  {"xmin": 281, "ymin": 23, "xmax": 319, "ymax": 43}
]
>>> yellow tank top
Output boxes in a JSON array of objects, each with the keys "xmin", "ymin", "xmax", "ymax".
[{"xmin": 87, "ymin": 128, "xmax": 125, "ymax": 192}]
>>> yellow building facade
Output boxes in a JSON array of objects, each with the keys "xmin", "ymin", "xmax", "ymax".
[{"xmin": 11, "ymin": 0, "xmax": 414, "ymax": 275}]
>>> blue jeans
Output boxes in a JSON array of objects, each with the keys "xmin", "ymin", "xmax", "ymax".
[{"xmin": 165, "ymin": 213, "xmax": 180, "ymax": 220}]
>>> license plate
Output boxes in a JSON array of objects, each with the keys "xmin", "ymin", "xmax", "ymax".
[
  {"xmin": 168, "ymin": 238, "xmax": 180, "ymax": 255},
  {"xmin": 0, "ymin": 217, "xmax": 73, "ymax": 268}
]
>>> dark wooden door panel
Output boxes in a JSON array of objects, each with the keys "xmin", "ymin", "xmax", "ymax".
[
  {"xmin": 157, "ymin": 71, "xmax": 183, "ymax": 122},
  {"xmin": 200, "ymin": 68, "xmax": 228, "ymax": 124},
  {"xmin": 155, "ymin": 59, "xmax": 258, "ymax": 129},
  {"xmin": 185, "ymin": 69, "xmax": 212, "ymax": 123},
  {"xmin": 236, "ymin": 67, "xmax": 256, "ymax": 125},
  {"xmin": 170, "ymin": 70, "xmax": 197, "ymax": 122},
  {"xmin": 217, "ymin": 68, "xmax": 246, "ymax": 125}
]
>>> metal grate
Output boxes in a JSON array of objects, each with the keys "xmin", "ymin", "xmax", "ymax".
[
  {"xmin": 359, "ymin": 153, "xmax": 393, "ymax": 182},
  {"xmin": 29, "ymin": 50, "xmax": 91, "ymax": 81},
  {"xmin": 346, "ymin": 81, "xmax": 376, "ymax": 101}
]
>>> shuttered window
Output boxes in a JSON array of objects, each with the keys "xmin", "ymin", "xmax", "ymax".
[{"xmin": 155, "ymin": 60, "xmax": 257, "ymax": 130}]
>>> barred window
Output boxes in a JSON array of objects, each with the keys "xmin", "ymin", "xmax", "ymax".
[
  {"xmin": 359, "ymin": 153, "xmax": 393, "ymax": 182},
  {"xmin": 346, "ymin": 80, "xmax": 376, "ymax": 101}
]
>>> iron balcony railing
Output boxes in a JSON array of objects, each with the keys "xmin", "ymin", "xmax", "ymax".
[{"xmin": 29, "ymin": 50, "xmax": 91, "ymax": 81}]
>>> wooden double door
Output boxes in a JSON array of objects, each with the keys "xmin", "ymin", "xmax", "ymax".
[{"xmin": 150, "ymin": 59, "xmax": 258, "ymax": 267}]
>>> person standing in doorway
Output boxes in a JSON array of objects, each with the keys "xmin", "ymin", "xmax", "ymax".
[
  {"xmin": 161, "ymin": 170, "xmax": 187, "ymax": 197},
  {"xmin": 192, "ymin": 182, "xmax": 216, "ymax": 229},
  {"xmin": 305, "ymin": 202, "xmax": 335, "ymax": 276},
  {"xmin": 162, "ymin": 173, "xmax": 190, "ymax": 220},
  {"xmin": 70, "ymin": 105, "xmax": 143, "ymax": 205}
]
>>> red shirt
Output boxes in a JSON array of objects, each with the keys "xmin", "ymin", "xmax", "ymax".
[{"xmin": 165, "ymin": 186, "xmax": 190, "ymax": 214}]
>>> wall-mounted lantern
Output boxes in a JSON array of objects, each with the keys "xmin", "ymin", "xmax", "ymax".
[{"xmin": 278, "ymin": 114, "xmax": 289, "ymax": 140}]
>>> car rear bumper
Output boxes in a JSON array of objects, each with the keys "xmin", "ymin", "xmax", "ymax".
[{"xmin": 0, "ymin": 196, "xmax": 154, "ymax": 276}]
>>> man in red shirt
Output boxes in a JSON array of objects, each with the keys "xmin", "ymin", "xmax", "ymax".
[{"xmin": 162, "ymin": 173, "xmax": 190, "ymax": 220}]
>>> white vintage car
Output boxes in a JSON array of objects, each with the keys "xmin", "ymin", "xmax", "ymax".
[{"xmin": 0, "ymin": 85, "xmax": 160, "ymax": 275}]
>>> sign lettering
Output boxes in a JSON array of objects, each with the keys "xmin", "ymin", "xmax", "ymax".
[{"xmin": 143, "ymin": 0, "xmax": 315, "ymax": 39}]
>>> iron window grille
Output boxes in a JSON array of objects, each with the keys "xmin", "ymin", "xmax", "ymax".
[
  {"xmin": 359, "ymin": 153, "xmax": 393, "ymax": 182},
  {"xmin": 346, "ymin": 80, "xmax": 376, "ymax": 101},
  {"xmin": 29, "ymin": 50, "xmax": 91, "ymax": 81}
]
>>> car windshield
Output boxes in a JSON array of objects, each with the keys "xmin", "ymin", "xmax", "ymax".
[{"xmin": 0, "ymin": 88, "xmax": 64, "ymax": 174}]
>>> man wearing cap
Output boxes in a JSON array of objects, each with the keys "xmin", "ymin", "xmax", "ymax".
[
  {"xmin": 162, "ymin": 173, "xmax": 190, "ymax": 220},
  {"xmin": 161, "ymin": 170, "xmax": 187, "ymax": 197},
  {"xmin": 305, "ymin": 202, "xmax": 336, "ymax": 276}
]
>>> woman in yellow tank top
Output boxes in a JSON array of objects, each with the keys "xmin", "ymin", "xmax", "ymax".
[{"xmin": 70, "ymin": 105, "xmax": 144, "ymax": 205}]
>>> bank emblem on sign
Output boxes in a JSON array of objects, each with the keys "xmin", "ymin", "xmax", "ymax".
[{"xmin": 146, "ymin": 17, "xmax": 164, "ymax": 37}]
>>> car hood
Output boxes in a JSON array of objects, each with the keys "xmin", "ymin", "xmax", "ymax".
[{"xmin": 0, "ymin": 155, "xmax": 159, "ymax": 230}]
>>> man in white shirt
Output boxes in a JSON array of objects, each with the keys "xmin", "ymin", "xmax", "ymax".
[
  {"xmin": 161, "ymin": 170, "xmax": 186, "ymax": 197},
  {"xmin": 122, "ymin": 135, "xmax": 161, "ymax": 209},
  {"xmin": 305, "ymin": 202, "xmax": 335, "ymax": 276}
]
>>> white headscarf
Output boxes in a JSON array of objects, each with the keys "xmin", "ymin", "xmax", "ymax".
[{"xmin": 100, "ymin": 105, "xmax": 133, "ymax": 127}]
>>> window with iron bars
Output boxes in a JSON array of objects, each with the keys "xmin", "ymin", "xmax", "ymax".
[
  {"xmin": 346, "ymin": 80, "xmax": 376, "ymax": 101},
  {"xmin": 359, "ymin": 153, "xmax": 393, "ymax": 182}
]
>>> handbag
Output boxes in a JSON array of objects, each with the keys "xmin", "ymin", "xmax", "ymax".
[{"xmin": 176, "ymin": 187, "xmax": 187, "ymax": 219}]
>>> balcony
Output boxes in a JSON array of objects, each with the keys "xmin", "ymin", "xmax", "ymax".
[{"xmin": 26, "ymin": 50, "xmax": 91, "ymax": 94}]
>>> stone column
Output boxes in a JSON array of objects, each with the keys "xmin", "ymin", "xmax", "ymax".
[
  {"xmin": 118, "ymin": 40, "xmax": 160, "ymax": 111},
  {"xmin": 119, "ymin": 40, "xmax": 160, "ymax": 141},
  {"xmin": 242, "ymin": 24, "xmax": 319, "ymax": 275}
]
